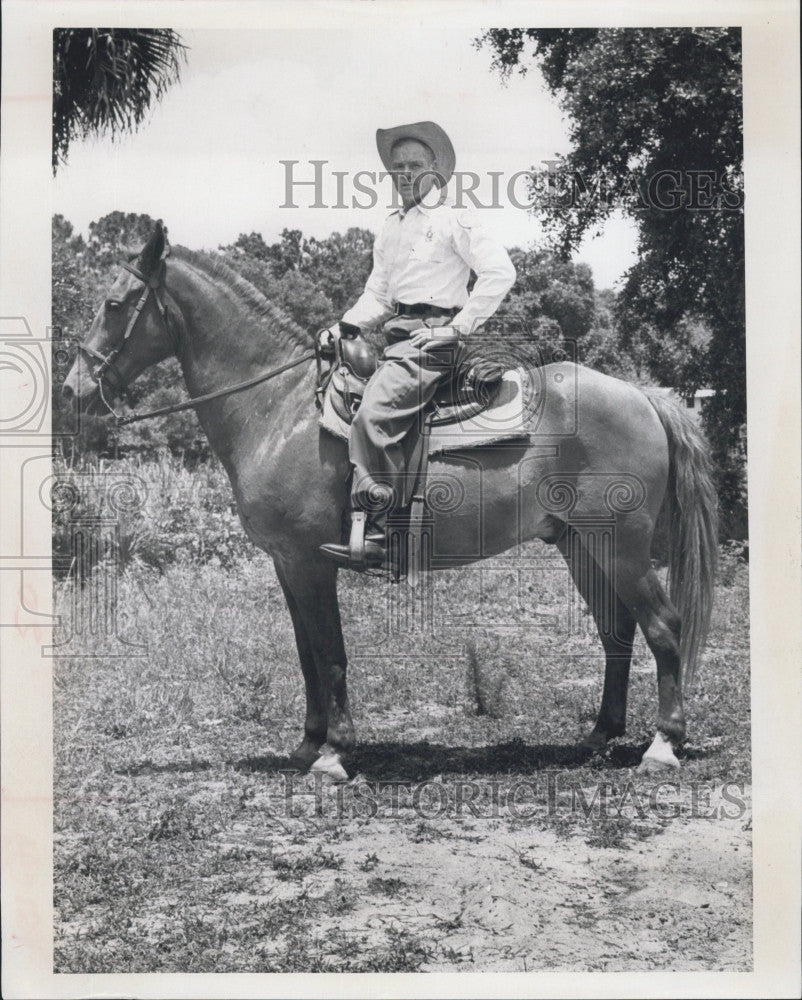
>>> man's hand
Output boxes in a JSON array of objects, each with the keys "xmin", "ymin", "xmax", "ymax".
[
  {"xmin": 317, "ymin": 324, "xmax": 340, "ymax": 352},
  {"xmin": 318, "ymin": 320, "xmax": 361, "ymax": 353},
  {"xmin": 408, "ymin": 324, "xmax": 461, "ymax": 352}
]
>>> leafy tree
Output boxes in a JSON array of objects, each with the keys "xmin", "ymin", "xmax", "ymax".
[
  {"xmin": 264, "ymin": 229, "xmax": 306, "ymax": 276},
  {"xmin": 504, "ymin": 247, "xmax": 595, "ymax": 343},
  {"xmin": 52, "ymin": 215, "xmax": 116, "ymax": 455},
  {"xmin": 225, "ymin": 232, "xmax": 273, "ymax": 262},
  {"xmin": 302, "ymin": 228, "xmax": 376, "ymax": 314},
  {"xmin": 220, "ymin": 249, "xmax": 336, "ymax": 334},
  {"xmin": 477, "ymin": 27, "xmax": 745, "ymax": 536},
  {"xmin": 51, "ymin": 215, "xmax": 90, "ymax": 339},
  {"xmin": 86, "ymin": 210, "xmax": 159, "ymax": 265},
  {"xmin": 497, "ymin": 246, "xmax": 641, "ymax": 378},
  {"xmin": 53, "ymin": 29, "xmax": 187, "ymax": 172},
  {"xmin": 578, "ymin": 303, "xmax": 646, "ymax": 382},
  {"xmin": 220, "ymin": 226, "xmax": 375, "ymax": 333}
]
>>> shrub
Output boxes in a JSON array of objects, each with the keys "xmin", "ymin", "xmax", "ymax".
[{"xmin": 52, "ymin": 453, "xmax": 256, "ymax": 577}]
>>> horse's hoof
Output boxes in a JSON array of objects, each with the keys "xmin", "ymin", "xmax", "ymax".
[
  {"xmin": 287, "ymin": 740, "xmax": 323, "ymax": 772},
  {"xmin": 637, "ymin": 753, "xmax": 680, "ymax": 773},
  {"xmin": 638, "ymin": 730, "xmax": 681, "ymax": 772},
  {"xmin": 578, "ymin": 732, "xmax": 609, "ymax": 756},
  {"xmin": 310, "ymin": 752, "xmax": 349, "ymax": 783}
]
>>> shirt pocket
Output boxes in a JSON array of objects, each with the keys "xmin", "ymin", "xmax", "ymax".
[{"xmin": 408, "ymin": 232, "xmax": 446, "ymax": 264}]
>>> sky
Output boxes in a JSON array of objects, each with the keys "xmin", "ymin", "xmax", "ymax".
[{"xmin": 53, "ymin": 28, "xmax": 638, "ymax": 289}]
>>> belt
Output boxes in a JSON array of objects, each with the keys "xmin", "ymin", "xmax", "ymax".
[{"xmin": 394, "ymin": 302, "xmax": 458, "ymax": 319}]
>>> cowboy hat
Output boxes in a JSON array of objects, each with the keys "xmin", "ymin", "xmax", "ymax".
[{"xmin": 376, "ymin": 121, "xmax": 456, "ymax": 187}]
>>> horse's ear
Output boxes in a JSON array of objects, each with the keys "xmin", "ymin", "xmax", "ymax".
[
  {"xmin": 160, "ymin": 221, "xmax": 171, "ymax": 259},
  {"xmin": 137, "ymin": 222, "xmax": 167, "ymax": 276}
]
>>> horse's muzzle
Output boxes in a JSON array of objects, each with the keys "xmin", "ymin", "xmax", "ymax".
[{"xmin": 62, "ymin": 358, "xmax": 105, "ymax": 414}]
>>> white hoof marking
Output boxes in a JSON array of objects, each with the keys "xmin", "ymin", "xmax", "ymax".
[
  {"xmin": 638, "ymin": 730, "xmax": 681, "ymax": 772},
  {"xmin": 310, "ymin": 751, "xmax": 349, "ymax": 783}
]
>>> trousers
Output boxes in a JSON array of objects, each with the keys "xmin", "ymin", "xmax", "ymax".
[{"xmin": 349, "ymin": 329, "xmax": 464, "ymax": 517}]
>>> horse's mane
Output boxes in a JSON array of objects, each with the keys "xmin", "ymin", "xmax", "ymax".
[{"xmin": 171, "ymin": 246, "xmax": 311, "ymax": 351}]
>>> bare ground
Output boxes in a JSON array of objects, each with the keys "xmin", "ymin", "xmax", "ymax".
[
  {"xmin": 278, "ymin": 794, "xmax": 752, "ymax": 972},
  {"xmin": 53, "ymin": 544, "xmax": 752, "ymax": 973},
  {"xmin": 52, "ymin": 733, "xmax": 752, "ymax": 973}
]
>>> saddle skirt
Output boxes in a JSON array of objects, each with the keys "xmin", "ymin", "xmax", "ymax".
[{"xmin": 319, "ymin": 362, "xmax": 530, "ymax": 455}]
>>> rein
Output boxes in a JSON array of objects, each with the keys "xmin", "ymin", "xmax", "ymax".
[
  {"xmin": 116, "ymin": 350, "xmax": 316, "ymax": 426},
  {"xmin": 81, "ymin": 256, "xmax": 315, "ymax": 426}
]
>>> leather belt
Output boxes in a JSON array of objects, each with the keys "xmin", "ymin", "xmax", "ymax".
[{"xmin": 394, "ymin": 302, "xmax": 458, "ymax": 319}]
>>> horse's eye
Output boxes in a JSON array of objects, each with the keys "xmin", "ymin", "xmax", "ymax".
[{"xmin": 105, "ymin": 300, "xmax": 122, "ymax": 312}]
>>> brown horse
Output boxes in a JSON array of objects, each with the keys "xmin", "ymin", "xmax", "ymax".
[{"xmin": 63, "ymin": 224, "xmax": 718, "ymax": 779}]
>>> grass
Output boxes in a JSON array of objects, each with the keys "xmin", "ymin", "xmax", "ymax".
[
  {"xmin": 51, "ymin": 455, "xmax": 751, "ymax": 973},
  {"xmin": 272, "ymin": 847, "xmax": 344, "ymax": 882}
]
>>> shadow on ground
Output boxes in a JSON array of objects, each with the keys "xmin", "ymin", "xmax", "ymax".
[
  {"xmin": 232, "ymin": 739, "xmax": 652, "ymax": 780},
  {"xmin": 114, "ymin": 739, "xmax": 719, "ymax": 780},
  {"xmin": 349, "ymin": 739, "xmax": 649, "ymax": 779}
]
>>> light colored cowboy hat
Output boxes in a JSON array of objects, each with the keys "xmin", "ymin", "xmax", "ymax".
[{"xmin": 376, "ymin": 121, "xmax": 456, "ymax": 186}]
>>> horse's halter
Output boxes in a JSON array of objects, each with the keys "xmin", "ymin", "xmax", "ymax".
[{"xmin": 79, "ymin": 252, "xmax": 182, "ymax": 414}]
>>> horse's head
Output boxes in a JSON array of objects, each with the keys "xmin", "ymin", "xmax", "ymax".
[{"xmin": 63, "ymin": 222, "xmax": 182, "ymax": 414}]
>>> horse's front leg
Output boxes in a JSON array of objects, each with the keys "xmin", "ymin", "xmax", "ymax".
[
  {"xmin": 275, "ymin": 566, "xmax": 328, "ymax": 770},
  {"xmin": 277, "ymin": 558, "xmax": 354, "ymax": 781}
]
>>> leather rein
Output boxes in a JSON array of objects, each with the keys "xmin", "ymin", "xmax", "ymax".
[{"xmin": 80, "ymin": 259, "xmax": 314, "ymax": 426}]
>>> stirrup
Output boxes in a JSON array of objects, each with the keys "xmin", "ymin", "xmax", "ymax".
[
  {"xmin": 348, "ymin": 509, "xmax": 367, "ymax": 569},
  {"xmin": 320, "ymin": 511, "xmax": 390, "ymax": 571}
]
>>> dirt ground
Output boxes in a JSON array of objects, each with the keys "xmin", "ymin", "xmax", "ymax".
[
  {"xmin": 329, "ymin": 802, "xmax": 750, "ymax": 971},
  {"xmin": 53, "ymin": 742, "xmax": 752, "ymax": 973},
  {"xmin": 53, "ymin": 548, "xmax": 752, "ymax": 973},
  {"xmin": 208, "ymin": 773, "xmax": 752, "ymax": 973}
]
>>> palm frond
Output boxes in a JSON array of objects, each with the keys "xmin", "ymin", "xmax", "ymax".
[{"xmin": 53, "ymin": 28, "xmax": 188, "ymax": 172}]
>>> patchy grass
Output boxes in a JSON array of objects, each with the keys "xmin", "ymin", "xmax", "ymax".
[
  {"xmin": 52, "ymin": 494, "xmax": 751, "ymax": 972},
  {"xmin": 272, "ymin": 847, "xmax": 343, "ymax": 882},
  {"xmin": 367, "ymin": 876, "xmax": 407, "ymax": 897}
]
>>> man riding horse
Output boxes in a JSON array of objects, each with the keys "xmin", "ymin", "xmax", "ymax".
[{"xmin": 320, "ymin": 121, "xmax": 516, "ymax": 570}]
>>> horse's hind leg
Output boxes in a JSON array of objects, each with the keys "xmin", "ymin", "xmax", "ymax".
[
  {"xmin": 611, "ymin": 547, "xmax": 686, "ymax": 772},
  {"xmin": 557, "ymin": 527, "xmax": 637, "ymax": 754}
]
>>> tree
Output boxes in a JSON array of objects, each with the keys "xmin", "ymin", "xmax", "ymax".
[
  {"xmin": 53, "ymin": 29, "xmax": 187, "ymax": 172},
  {"xmin": 52, "ymin": 214, "xmax": 116, "ymax": 455},
  {"xmin": 302, "ymin": 228, "xmax": 376, "ymax": 313},
  {"xmin": 504, "ymin": 247, "xmax": 596, "ymax": 342},
  {"xmin": 86, "ymin": 210, "xmax": 159, "ymax": 265},
  {"xmin": 477, "ymin": 28, "xmax": 745, "ymax": 536},
  {"xmin": 500, "ymin": 246, "xmax": 638, "ymax": 379},
  {"xmin": 219, "ymin": 226, "xmax": 375, "ymax": 335}
]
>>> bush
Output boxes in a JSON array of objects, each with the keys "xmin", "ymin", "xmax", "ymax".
[{"xmin": 52, "ymin": 453, "xmax": 257, "ymax": 578}]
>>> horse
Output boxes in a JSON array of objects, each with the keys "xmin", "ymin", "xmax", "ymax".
[{"xmin": 63, "ymin": 222, "xmax": 718, "ymax": 780}]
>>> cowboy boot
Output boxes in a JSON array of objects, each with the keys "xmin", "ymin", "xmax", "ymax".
[{"xmin": 320, "ymin": 510, "xmax": 391, "ymax": 570}]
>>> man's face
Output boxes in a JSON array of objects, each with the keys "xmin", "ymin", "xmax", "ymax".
[{"xmin": 390, "ymin": 139, "xmax": 438, "ymax": 209}]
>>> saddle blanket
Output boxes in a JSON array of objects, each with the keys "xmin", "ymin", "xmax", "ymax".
[{"xmin": 320, "ymin": 367, "xmax": 530, "ymax": 456}]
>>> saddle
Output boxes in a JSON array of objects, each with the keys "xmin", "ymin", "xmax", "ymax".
[
  {"xmin": 315, "ymin": 319, "xmax": 507, "ymax": 582},
  {"xmin": 317, "ymin": 318, "xmax": 505, "ymax": 427}
]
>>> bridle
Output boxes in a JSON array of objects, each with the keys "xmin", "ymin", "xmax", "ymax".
[
  {"xmin": 78, "ymin": 254, "xmax": 315, "ymax": 426},
  {"xmin": 78, "ymin": 257, "xmax": 182, "ymax": 414}
]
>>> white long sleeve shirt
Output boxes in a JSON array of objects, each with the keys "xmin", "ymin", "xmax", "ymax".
[{"xmin": 341, "ymin": 197, "xmax": 516, "ymax": 335}]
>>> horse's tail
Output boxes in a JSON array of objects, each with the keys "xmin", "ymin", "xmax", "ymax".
[{"xmin": 644, "ymin": 390, "xmax": 718, "ymax": 689}]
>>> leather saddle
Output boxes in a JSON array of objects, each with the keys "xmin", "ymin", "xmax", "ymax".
[
  {"xmin": 319, "ymin": 319, "xmax": 505, "ymax": 426},
  {"xmin": 315, "ymin": 319, "xmax": 508, "ymax": 580}
]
